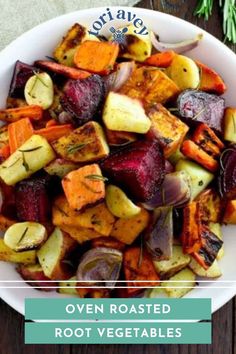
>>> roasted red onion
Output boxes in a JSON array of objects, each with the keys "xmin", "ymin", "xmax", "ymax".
[
  {"xmin": 142, "ymin": 171, "xmax": 191, "ymax": 210},
  {"xmin": 218, "ymin": 145, "xmax": 236, "ymax": 199},
  {"xmin": 151, "ymin": 32, "xmax": 203, "ymax": 54},
  {"xmin": 76, "ymin": 247, "xmax": 122, "ymax": 288},
  {"xmin": 104, "ymin": 61, "xmax": 135, "ymax": 92}
]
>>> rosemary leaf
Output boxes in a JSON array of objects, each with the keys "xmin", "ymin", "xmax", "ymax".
[
  {"xmin": 21, "ymin": 152, "xmax": 30, "ymax": 172},
  {"xmin": 19, "ymin": 146, "xmax": 42, "ymax": 153},
  {"xmin": 85, "ymin": 174, "xmax": 108, "ymax": 182},
  {"xmin": 17, "ymin": 227, "xmax": 29, "ymax": 245},
  {"xmin": 67, "ymin": 143, "xmax": 89, "ymax": 154}
]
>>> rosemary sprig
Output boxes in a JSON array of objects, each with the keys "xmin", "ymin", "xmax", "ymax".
[
  {"xmin": 67, "ymin": 142, "xmax": 89, "ymax": 154},
  {"xmin": 19, "ymin": 146, "xmax": 42, "ymax": 153},
  {"xmin": 17, "ymin": 227, "xmax": 29, "ymax": 245},
  {"xmin": 21, "ymin": 152, "xmax": 30, "ymax": 172},
  {"xmin": 194, "ymin": 0, "xmax": 214, "ymax": 20},
  {"xmin": 33, "ymin": 71, "xmax": 49, "ymax": 88},
  {"xmin": 85, "ymin": 174, "xmax": 108, "ymax": 182},
  {"xmin": 2, "ymin": 157, "xmax": 21, "ymax": 169}
]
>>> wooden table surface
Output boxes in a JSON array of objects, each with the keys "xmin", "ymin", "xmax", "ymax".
[{"xmin": 1, "ymin": 1, "xmax": 236, "ymax": 353}]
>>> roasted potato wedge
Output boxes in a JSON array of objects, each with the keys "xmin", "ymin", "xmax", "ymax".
[
  {"xmin": 161, "ymin": 268, "xmax": 196, "ymax": 298},
  {"xmin": 58, "ymin": 276, "xmax": 78, "ymax": 295},
  {"xmin": 0, "ymin": 238, "xmax": 36, "ymax": 264},
  {"xmin": 24, "ymin": 72, "xmax": 54, "ymax": 110},
  {"xmin": 189, "ymin": 258, "xmax": 222, "ymax": 277}
]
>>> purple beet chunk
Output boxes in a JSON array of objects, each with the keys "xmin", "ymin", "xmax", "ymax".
[
  {"xmin": 9, "ymin": 60, "xmax": 37, "ymax": 98},
  {"xmin": 15, "ymin": 175, "xmax": 51, "ymax": 222},
  {"xmin": 177, "ymin": 89, "xmax": 225, "ymax": 133},
  {"xmin": 101, "ymin": 139, "xmax": 165, "ymax": 202},
  {"xmin": 218, "ymin": 145, "xmax": 236, "ymax": 199},
  {"xmin": 60, "ymin": 75, "xmax": 105, "ymax": 126}
]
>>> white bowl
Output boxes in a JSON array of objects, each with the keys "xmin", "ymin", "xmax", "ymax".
[{"xmin": 0, "ymin": 7, "xmax": 236, "ymax": 316}]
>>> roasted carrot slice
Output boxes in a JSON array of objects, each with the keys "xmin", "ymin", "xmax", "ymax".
[
  {"xmin": 145, "ymin": 51, "xmax": 175, "ymax": 67},
  {"xmin": 0, "ymin": 145, "xmax": 10, "ymax": 162},
  {"xmin": 181, "ymin": 140, "xmax": 218, "ymax": 172},
  {"xmin": 196, "ymin": 60, "xmax": 227, "ymax": 95},
  {"xmin": 123, "ymin": 247, "xmax": 160, "ymax": 295},
  {"xmin": 74, "ymin": 40, "xmax": 119, "ymax": 75},
  {"xmin": 0, "ymin": 105, "xmax": 43, "ymax": 123},
  {"xmin": 35, "ymin": 124, "xmax": 73, "ymax": 142},
  {"xmin": 8, "ymin": 118, "xmax": 34, "ymax": 153},
  {"xmin": 181, "ymin": 202, "xmax": 202, "ymax": 254},
  {"xmin": 46, "ymin": 119, "xmax": 57, "ymax": 128},
  {"xmin": 192, "ymin": 123, "xmax": 224, "ymax": 158},
  {"xmin": 35, "ymin": 60, "xmax": 91, "ymax": 80}
]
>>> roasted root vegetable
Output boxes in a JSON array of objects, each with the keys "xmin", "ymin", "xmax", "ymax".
[
  {"xmin": 223, "ymin": 200, "xmax": 236, "ymax": 224},
  {"xmin": 58, "ymin": 276, "xmax": 77, "ymax": 295},
  {"xmin": 189, "ymin": 258, "xmax": 222, "ymax": 277},
  {"xmin": 105, "ymin": 185, "xmax": 141, "ymax": 218},
  {"xmin": 123, "ymin": 247, "xmax": 160, "ymax": 295},
  {"xmin": 117, "ymin": 24, "xmax": 151, "ymax": 62},
  {"xmin": 8, "ymin": 60, "xmax": 37, "ymax": 98},
  {"xmin": 54, "ymin": 23, "xmax": 99, "ymax": 66},
  {"xmin": 153, "ymin": 245, "xmax": 190, "ymax": 278},
  {"xmin": 0, "ymin": 145, "xmax": 10, "ymax": 162},
  {"xmin": 77, "ymin": 247, "xmax": 122, "ymax": 287},
  {"xmin": 62, "ymin": 164, "xmax": 106, "ymax": 211},
  {"xmin": 101, "ymin": 139, "xmax": 165, "ymax": 202},
  {"xmin": 103, "ymin": 92, "xmax": 151, "ymax": 134},
  {"xmin": 224, "ymin": 108, "xmax": 236, "ymax": 143},
  {"xmin": 74, "ymin": 40, "xmax": 119, "ymax": 75},
  {"xmin": 4, "ymin": 222, "xmax": 47, "ymax": 251},
  {"xmin": 35, "ymin": 60, "xmax": 91, "ymax": 79},
  {"xmin": 24, "ymin": 72, "xmax": 54, "ymax": 109},
  {"xmin": 37, "ymin": 227, "xmax": 77, "ymax": 279},
  {"xmin": 0, "ymin": 134, "xmax": 55, "ymax": 186},
  {"xmin": 91, "ymin": 236, "xmax": 126, "ymax": 251},
  {"xmin": 8, "ymin": 118, "xmax": 34, "ymax": 154},
  {"xmin": 0, "ymin": 105, "xmax": 43, "ymax": 123},
  {"xmin": 176, "ymin": 159, "xmax": 214, "ymax": 200},
  {"xmin": 35, "ymin": 124, "xmax": 73, "ymax": 142},
  {"xmin": 44, "ymin": 158, "xmax": 79, "ymax": 178},
  {"xmin": 119, "ymin": 66, "xmax": 180, "ymax": 105},
  {"xmin": 181, "ymin": 140, "xmax": 218, "ymax": 172},
  {"xmin": 146, "ymin": 103, "xmax": 189, "ymax": 157},
  {"xmin": 105, "ymin": 128, "xmax": 137, "ymax": 146},
  {"xmin": 196, "ymin": 189, "xmax": 221, "ymax": 223},
  {"xmin": 209, "ymin": 222, "xmax": 224, "ymax": 260},
  {"xmin": 0, "ymin": 126, "xmax": 9, "ymax": 149},
  {"xmin": 192, "ymin": 123, "xmax": 224, "ymax": 158},
  {"xmin": 161, "ymin": 268, "xmax": 195, "ymax": 298},
  {"xmin": 0, "ymin": 238, "xmax": 36, "ymax": 264},
  {"xmin": 59, "ymin": 225, "xmax": 101, "ymax": 244},
  {"xmin": 177, "ymin": 90, "xmax": 225, "ymax": 134},
  {"xmin": 110, "ymin": 208, "xmax": 150, "ymax": 244},
  {"xmin": 181, "ymin": 202, "xmax": 201, "ymax": 254},
  {"xmin": 167, "ymin": 55, "xmax": 200, "ymax": 90},
  {"xmin": 196, "ymin": 60, "xmax": 226, "ymax": 95},
  {"xmin": 17, "ymin": 263, "xmax": 57, "ymax": 291},
  {"xmin": 52, "ymin": 121, "xmax": 109, "ymax": 163},
  {"xmin": 145, "ymin": 206, "xmax": 173, "ymax": 260},
  {"xmin": 145, "ymin": 51, "xmax": 175, "ymax": 67},
  {"xmin": 218, "ymin": 146, "xmax": 236, "ymax": 199},
  {"xmin": 0, "ymin": 214, "xmax": 16, "ymax": 231}
]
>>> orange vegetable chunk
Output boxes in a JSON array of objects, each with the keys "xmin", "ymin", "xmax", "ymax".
[
  {"xmin": 145, "ymin": 51, "xmax": 175, "ymax": 67},
  {"xmin": 8, "ymin": 118, "xmax": 34, "ymax": 153}
]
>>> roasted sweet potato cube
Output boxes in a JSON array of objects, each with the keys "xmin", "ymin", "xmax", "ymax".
[
  {"xmin": 123, "ymin": 247, "xmax": 160, "ymax": 295},
  {"xmin": 196, "ymin": 60, "xmax": 226, "ymax": 95},
  {"xmin": 53, "ymin": 195, "xmax": 82, "ymax": 228},
  {"xmin": 192, "ymin": 123, "xmax": 224, "ymax": 158},
  {"xmin": 59, "ymin": 225, "xmax": 102, "ymax": 244},
  {"xmin": 52, "ymin": 121, "xmax": 109, "ymax": 163},
  {"xmin": 181, "ymin": 202, "xmax": 201, "ymax": 254},
  {"xmin": 223, "ymin": 200, "xmax": 236, "ymax": 224},
  {"xmin": 91, "ymin": 236, "xmax": 126, "ymax": 251},
  {"xmin": 146, "ymin": 103, "xmax": 189, "ymax": 157},
  {"xmin": 110, "ymin": 208, "xmax": 150, "ymax": 244},
  {"xmin": 62, "ymin": 164, "xmax": 106, "ymax": 211},
  {"xmin": 196, "ymin": 189, "xmax": 222, "ymax": 223},
  {"xmin": 119, "ymin": 67, "xmax": 180, "ymax": 105}
]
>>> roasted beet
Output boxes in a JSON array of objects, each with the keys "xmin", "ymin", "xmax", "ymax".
[
  {"xmin": 9, "ymin": 60, "xmax": 36, "ymax": 98},
  {"xmin": 15, "ymin": 175, "xmax": 52, "ymax": 222},
  {"xmin": 0, "ymin": 182, "xmax": 16, "ymax": 219},
  {"xmin": 101, "ymin": 139, "xmax": 165, "ymax": 202},
  {"xmin": 60, "ymin": 75, "xmax": 105, "ymax": 126},
  {"xmin": 177, "ymin": 90, "xmax": 225, "ymax": 133},
  {"xmin": 218, "ymin": 145, "xmax": 236, "ymax": 199}
]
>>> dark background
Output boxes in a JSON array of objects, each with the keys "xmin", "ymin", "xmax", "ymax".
[{"xmin": 1, "ymin": 0, "xmax": 236, "ymax": 353}]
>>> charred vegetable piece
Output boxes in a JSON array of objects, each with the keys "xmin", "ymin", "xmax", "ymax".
[
  {"xmin": 44, "ymin": 158, "xmax": 79, "ymax": 178},
  {"xmin": 181, "ymin": 202, "xmax": 201, "ymax": 254},
  {"xmin": 177, "ymin": 90, "xmax": 225, "ymax": 133},
  {"xmin": 105, "ymin": 185, "xmax": 141, "ymax": 218},
  {"xmin": 17, "ymin": 263, "xmax": 57, "ymax": 291},
  {"xmin": 74, "ymin": 41, "xmax": 119, "ymax": 75},
  {"xmin": 192, "ymin": 226, "xmax": 223, "ymax": 269},
  {"xmin": 101, "ymin": 139, "xmax": 165, "ymax": 202},
  {"xmin": 192, "ymin": 123, "xmax": 224, "ymax": 158},
  {"xmin": 196, "ymin": 189, "xmax": 222, "ymax": 223},
  {"xmin": 208, "ymin": 222, "xmax": 224, "ymax": 260},
  {"xmin": 4, "ymin": 222, "xmax": 47, "ymax": 251},
  {"xmin": 103, "ymin": 92, "xmax": 151, "ymax": 134},
  {"xmin": 52, "ymin": 121, "xmax": 109, "ymax": 163},
  {"xmin": 62, "ymin": 164, "xmax": 106, "ymax": 211},
  {"xmin": 176, "ymin": 159, "xmax": 214, "ymax": 200},
  {"xmin": 60, "ymin": 75, "xmax": 105, "ymax": 126},
  {"xmin": 218, "ymin": 145, "xmax": 236, "ymax": 199},
  {"xmin": 110, "ymin": 208, "xmax": 150, "ymax": 245},
  {"xmin": 0, "ymin": 105, "xmax": 43, "ymax": 123},
  {"xmin": 9, "ymin": 60, "xmax": 37, "ymax": 98},
  {"xmin": 91, "ymin": 236, "xmax": 126, "ymax": 251},
  {"xmin": 145, "ymin": 206, "xmax": 173, "ymax": 261},
  {"xmin": 196, "ymin": 60, "xmax": 226, "ymax": 95},
  {"xmin": 123, "ymin": 247, "xmax": 160, "ymax": 296},
  {"xmin": 35, "ymin": 60, "xmax": 91, "ymax": 79},
  {"xmin": 53, "ymin": 23, "xmax": 99, "ymax": 66},
  {"xmin": 119, "ymin": 66, "xmax": 180, "ymax": 105},
  {"xmin": 189, "ymin": 258, "xmax": 222, "ymax": 278},
  {"xmin": 224, "ymin": 108, "xmax": 236, "ymax": 143},
  {"xmin": 181, "ymin": 140, "xmax": 218, "ymax": 172},
  {"xmin": 15, "ymin": 175, "xmax": 52, "ymax": 222},
  {"xmin": 37, "ymin": 227, "xmax": 77, "ymax": 279},
  {"xmin": 142, "ymin": 171, "xmax": 191, "ymax": 210},
  {"xmin": 76, "ymin": 247, "xmax": 122, "ymax": 287},
  {"xmin": 0, "ymin": 238, "xmax": 36, "ymax": 264},
  {"xmin": 146, "ymin": 103, "xmax": 189, "ymax": 157},
  {"xmin": 105, "ymin": 128, "xmax": 137, "ymax": 146},
  {"xmin": 223, "ymin": 200, "xmax": 236, "ymax": 224},
  {"xmin": 161, "ymin": 268, "xmax": 195, "ymax": 298}
]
